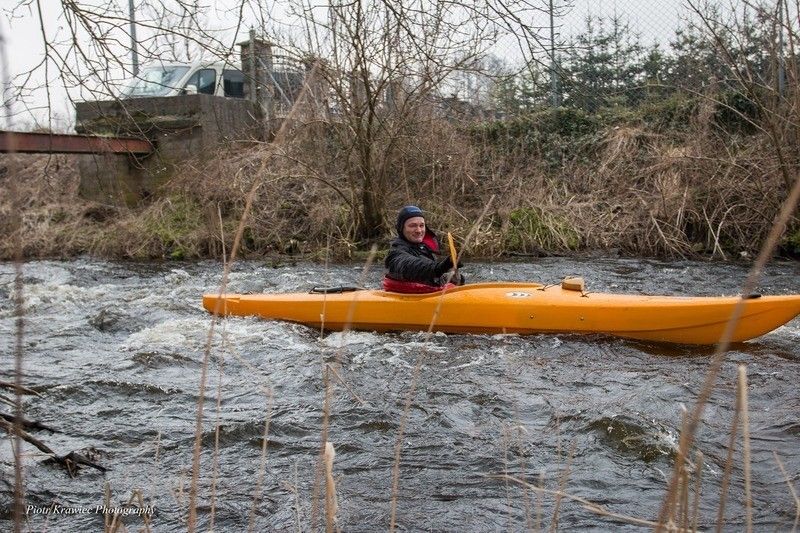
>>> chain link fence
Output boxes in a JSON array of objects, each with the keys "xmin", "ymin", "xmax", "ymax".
[
  {"xmin": 451, "ymin": 0, "xmax": 795, "ymax": 117},
  {"xmin": 246, "ymin": 0, "xmax": 794, "ymax": 125}
]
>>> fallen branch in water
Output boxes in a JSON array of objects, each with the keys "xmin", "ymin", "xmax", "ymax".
[
  {"xmin": 0, "ymin": 393, "xmax": 17, "ymax": 408},
  {"xmin": 0, "ymin": 380, "xmax": 41, "ymax": 396},
  {"xmin": 0, "ymin": 418, "xmax": 107, "ymax": 477},
  {"xmin": 0, "ymin": 412, "xmax": 56, "ymax": 433}
]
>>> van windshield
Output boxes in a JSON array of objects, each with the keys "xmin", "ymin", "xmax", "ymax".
[{"xmin": 122, "ymin": 66, "xmax": 190, "ymax": 98}]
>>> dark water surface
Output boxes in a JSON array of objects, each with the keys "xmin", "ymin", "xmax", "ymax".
[{"xmin": 1, "ymin": 257, "xmax": 798, "ymax": 531}]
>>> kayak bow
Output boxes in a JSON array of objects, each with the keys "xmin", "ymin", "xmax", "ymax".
[{"xmin": 202, "ymin": 281, "xmax": 800, "ymax": 345}]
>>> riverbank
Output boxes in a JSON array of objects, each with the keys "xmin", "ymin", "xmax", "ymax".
[{"xmin": 2, "ymin": 103, "xmax": 798, "ymax": 262}]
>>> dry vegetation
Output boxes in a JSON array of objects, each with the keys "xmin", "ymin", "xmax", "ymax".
[{"xmin": 1, "ymin": 102, "xmax": 798, "ymax": 262}]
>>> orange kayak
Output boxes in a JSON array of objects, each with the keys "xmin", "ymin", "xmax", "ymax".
[{"xmin": 202, "ymin": 281, "xmax": 800, "ymax": 345}]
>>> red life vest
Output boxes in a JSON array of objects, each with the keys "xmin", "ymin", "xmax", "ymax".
[
  {"xmin": 382, "ymin": 276, "xmax": 457, "ymax": 294},
  {"xmin": 422, "ymin": 233, "xmax": 439, "ymax": 252}
]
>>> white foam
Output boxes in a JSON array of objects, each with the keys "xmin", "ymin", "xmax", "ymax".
[
  {"xmin": 164, "ymin": 268, "xmax": 191, "ymax": 284},
  {"xmin": 12, "ymin": 281, "xmax": 112, "ymax": 313},
  {"xmin": 448, "ymin": 352, "xmax": 486, "ymax": 369},
  {"xmin": 123, "ymin": 318, "xmax": 200, "ymax": 351},
  {"xmin": 349, "ymin": 339, "xmax": 448, "ymax": 368},
  {"xmin": 210, "ymin": 318, "xmax": 319, "ymax": 357},
  {"xmin": 321, "ymin": 330, "xmax": 385, "ymax": 348},
  {"xmin": 385, "ymin": 340, "xmax": 448, "ymax": 354},
  {"xmin": 119, "ymin": 317, "xmax": 258, "ymax": 353}
]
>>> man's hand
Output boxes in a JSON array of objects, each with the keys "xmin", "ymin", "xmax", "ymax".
[{"xmin": 434, "ymin": 257, "xmax": 463, "ymax": 276}]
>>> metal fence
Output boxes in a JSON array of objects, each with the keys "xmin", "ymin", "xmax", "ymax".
[
  {"xmin": 451, "ymin": 0, "xmax": 795, "ymax": 113},
  {"xmin": 175, "ymin": 1, "xmax": 795, "ymax": 122}
]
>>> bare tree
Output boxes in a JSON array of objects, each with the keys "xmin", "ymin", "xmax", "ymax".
[
  {"xmin": 284, "ymin": 0, "xmax": 559, "ymax": 240},
  {"xmin": 3, "ymin": 0, "xmax": 261, "ymax": 130},
  {"xmin": 4, "ymin": 0, "xmax": 561, "ymax": 238}
]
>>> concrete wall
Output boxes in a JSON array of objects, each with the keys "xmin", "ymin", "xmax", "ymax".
[{"xmin": 75, "ymin": 95, "xmax": 264, "ymax": 205}]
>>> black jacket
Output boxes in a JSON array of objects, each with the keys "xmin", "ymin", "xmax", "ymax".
[{"xmin": 384, "ymin": 230, "xmax": 446, "ymax": 286}]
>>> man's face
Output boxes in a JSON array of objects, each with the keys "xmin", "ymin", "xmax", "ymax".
[{"xmin": 402, "ymin": 216, "xmax": 426, "ymax": 243}]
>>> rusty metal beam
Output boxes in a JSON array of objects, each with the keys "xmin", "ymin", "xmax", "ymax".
[{"xmin": 0, "ymin": 130, "xmax": 152, "ymax": 155}]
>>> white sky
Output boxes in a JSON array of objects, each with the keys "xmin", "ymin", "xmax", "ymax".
[{"xmin": 0, "ymin": 0, "xmax": 767, "ymax": 131}]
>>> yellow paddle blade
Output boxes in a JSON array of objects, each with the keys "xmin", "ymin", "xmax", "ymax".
[{"xmin": 447, "ymin": 232, "xmax": 457, "ymax": 266}]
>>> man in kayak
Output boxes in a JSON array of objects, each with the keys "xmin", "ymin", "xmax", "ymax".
[{"xmin": 384, "ymin": 205, "xmax": 464, "ymax": 291}]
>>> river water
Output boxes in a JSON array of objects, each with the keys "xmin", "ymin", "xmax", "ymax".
[{"xmin": 0, "ymin": 257, "xmax": 798, "ymax": 532}]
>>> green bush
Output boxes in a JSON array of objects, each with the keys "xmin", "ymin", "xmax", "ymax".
[
  {"xmin": 783, "ymin": 227, "xmax": 800, "ymax": 256},
  {"xmin": 714, "ymin": 90, "xmax": 759, "ymax": 134},
  {"xmin": 142, "ymin": 196, "xmax": 205, "ymax": 259},
  {"xmin": 471, "ymin": 108, "xmax": 606, "ymax": 170},
  {"xmin": 637, "ymin": 93, "xmax": 699, "ymax": 132},
  {"xmin": 504, "ymin": 206, "xmax": 581, "ymax": 253}
]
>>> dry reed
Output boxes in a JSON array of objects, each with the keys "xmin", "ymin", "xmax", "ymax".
[
  {"xmin": 208, "ymin": 340, "xmax": 225, "ymax": 531},
  {"xmin": 310, "ymin": 246, "xmax": 377, "ymax": 528},
  {"xmin": 550, "ymin": 440, "xmax": 576, "ymax": 532},
  {"xmin": 691, "ymin": 451, "xmax": 704, "ymax": 532},
  {"xmin": 310, "ymin": 366, "xmax": 333, "ymax": 530},
  {"xmin": 738, "ymin": 365, "xmax": 753, "ymax": 533},
  {"xmin": 772, "ymin": 452, "xmax": 800, "ymax": 531},
  {"xmin": 496, "ymin": 474, "xmax": 666, "ymax": 529},
  {"xmin": 716, "ymin": 372, "xmax": 742, "ymax": 533},
  {"xmin": 248, "ymin": 390, "xmax": 275, "ymax": 533},
  {"xmin": 324, "ymin": 441, "xmax": 338, "ymax": 532},
  {"xmin": 189, "ymin": 60, "xmax": 328, "ymax": 531}
]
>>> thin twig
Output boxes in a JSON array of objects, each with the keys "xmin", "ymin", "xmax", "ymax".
[
  {"xmin": 0, "ymin": 381, "xmax": 40, "ymax": 397},
  {"xmin": 716, "ymin": 373, "xmax": 742, "ymax": 533},
  {"xmin": 248, "ymin": 390, "xmax": 275, "ymax": 533},
  {"xmin": 502, "ymin": 426, "xmax": 511, "ymax": 531},
  {"xmin": 772, "ymin": 451, "xmax": 800, "ymax": 532},
  {"xmin": 494, "ymin": 474, "xmax": 691, "ymax": 530},
  {"xmin": 104, "ymin": 481, "xmax": 111, "ymax": 532},
  {"xmin": 536, "ymin": 471, "xmax": 544, "ymax": 532},
  {"xmin": 327, "ymin": 364, "xmax": 367, "ymax": 406},
  {"xmin": 209, "ymin": 346, "xmax": 225, "ymax": 531},
  {"xmin": 550, "ymin": 440, "xmax": 576, "ymax": 533},
  {"xmin": 217, "ymin": 203, "xmax": 227, "ymax": 264},
  {"xmin": 134, "ymin": 489, "xmax": 153, "ymax": 533},
  {"xmin": 738, "ymin": 365, "xmax": 753, "ymax": 533},
  {"xmin": 311, "ymin": 366, "xmax": 333, "ymax": 529},
  {"xmin": 691, "ymin": 451, "xmax": 704, "ymax": 533},
  {"xmin": 294, "ymin": 461, "xmax": 303, "ymax": 533}
]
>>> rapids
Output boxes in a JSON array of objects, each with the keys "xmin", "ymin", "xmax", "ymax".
[{"xmin": 1, "ymin": 257, "xmax": 798, "ymax": 531}]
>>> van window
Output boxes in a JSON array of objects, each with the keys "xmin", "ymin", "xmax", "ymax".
[
  {"xmin": 123, "ymin": 65, "xmax": 190, "ymax": 98},
  {"xmin": 223, "ymin": 69, "xmax": 245, "ymax": 98},
  {"xmin": 184, "ymin": 69, "xmax": 217, "ymax": 95}
]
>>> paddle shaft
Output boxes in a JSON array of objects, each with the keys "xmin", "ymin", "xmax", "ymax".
[{"xmin": 447, "ymin": 232, "xmax": 458, "ymax": 281}]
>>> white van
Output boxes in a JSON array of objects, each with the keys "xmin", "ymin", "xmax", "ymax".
[{"xmin": 121, "ymin": 62, "xmax": 245, "ymax": 99}]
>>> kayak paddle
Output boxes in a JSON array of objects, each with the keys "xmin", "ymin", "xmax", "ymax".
[{"xmin": 447, "ymin": 232, "xmax": 458, "ymax": 282}]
